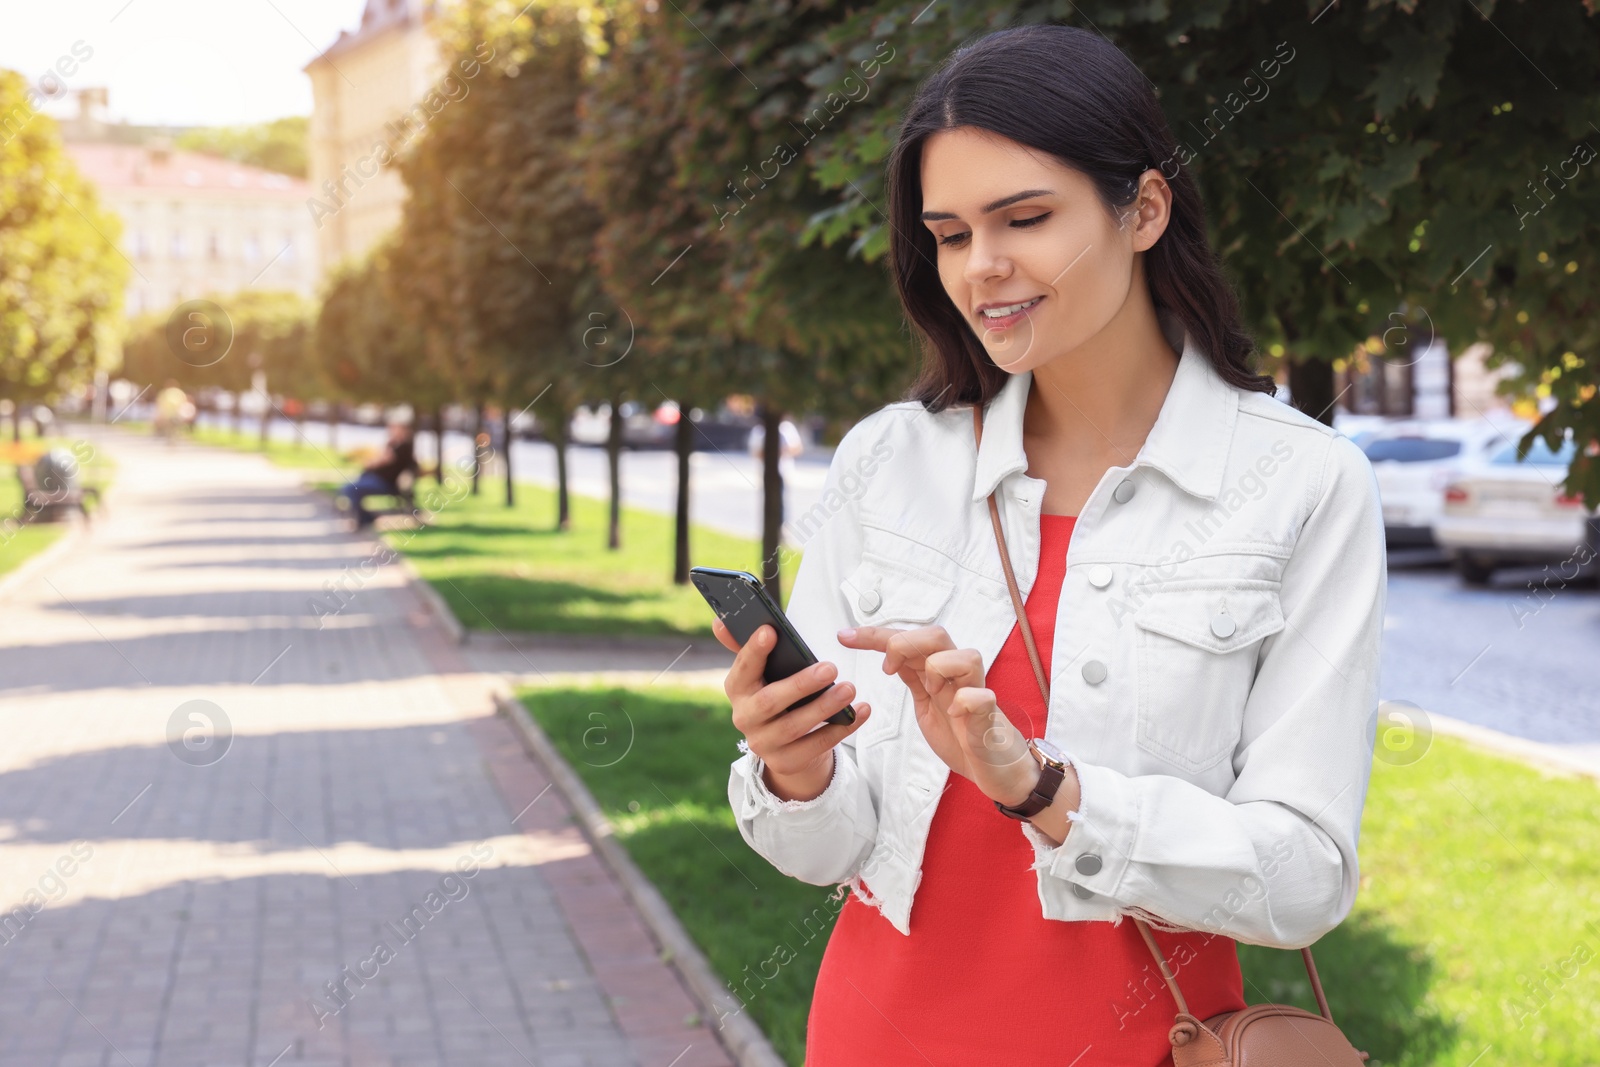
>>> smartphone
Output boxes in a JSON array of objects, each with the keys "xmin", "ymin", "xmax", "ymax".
[{"xmin": 690, "ymin": 566, "xmax": 856, "ymax": 725}]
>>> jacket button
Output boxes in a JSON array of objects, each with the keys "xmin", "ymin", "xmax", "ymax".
[
  {"xmin": 1071, "ymin": 884, "xmax": 1095, "ymax": 900},
  {"xmin": 1081, "ymin": 660, "xmax": 1107, "ymax": 685},
  {"xmin": 1087, "ymin": 564, "xmax": 1113, "ymax": 589},
  {"xmin": 858, "ymin": 589, "xmax": 882, "ymax": 615},
  {"xmin": 1210, "ymin": 612, "xmax": 1236, "ymax": 638},
  {"xmin": 1075, "ymin": 854, "xmax": 1103, "ymax": 876},
  {"xmin": 1112, "ymin": 478, "xmax": 1137, "ymax": 503}
]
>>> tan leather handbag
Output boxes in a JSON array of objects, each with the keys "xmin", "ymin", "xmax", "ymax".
[{"xmin": 971, "ymin": 406, "xmax": 1369, "ymax": 1066}]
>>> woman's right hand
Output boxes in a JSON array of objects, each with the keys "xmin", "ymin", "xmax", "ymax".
[{"xmin": 714, "ymin": 618, "xmax": 872, "ymax": 802}]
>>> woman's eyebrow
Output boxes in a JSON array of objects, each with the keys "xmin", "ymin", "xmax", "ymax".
[{"xmin": 921, "ymin": 188, "xmax": 1055, "ymax": 221}]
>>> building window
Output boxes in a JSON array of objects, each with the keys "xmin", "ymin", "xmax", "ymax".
[
  {"xmin": 243, "ymin": 234, "xmax": 261, "ymax": 263},
  {"xmin": 131, "ymin": 231, "xmax": 149, "ymax": 259},
  {"xmin": 208, "ymin": 231, "xmax": 222, "ymax": 260},
  {"xmin": 280, "ymin": 235, "xmax": 295, "ymax": 265},
  {"xmin": 171, "ymin": 232, "xmax": 186, "ymax": 260}
]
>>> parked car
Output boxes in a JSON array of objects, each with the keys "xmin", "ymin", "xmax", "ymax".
[
  {"xmin": 568, "ymin": 402, "xmax": 757, "ymax": 451},
  {"xmin": 1333, "ymin": 412, "xmax": 1395, "ymax": 452},
  {"xmin": 1360, "ymin": 417, "xmax": 1527, "ymax": 546},
  {"xmin": 1433, "ymin": 432, "xmax": 1598, "ymax": 585}
]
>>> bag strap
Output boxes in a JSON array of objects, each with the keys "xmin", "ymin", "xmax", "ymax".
[{"xmin": 969, "ymin": 403, "xmax": 1337, "ymax": 1025}]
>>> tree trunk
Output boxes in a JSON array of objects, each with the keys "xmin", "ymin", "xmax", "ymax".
[
  {"xmin": 432, "ymin": 405, "xmax": 445, "ymax": 484},
  {"xmin": 1288, "ymin": 356, "xmax": 1337, "ymax": 426},
  {"xmin": 234, "ymin": 393, "xmax": 245, "ymax": 437},
  {"xmin": 259, "ymin": 398, "xmax": 271, "ymax": 449},
  {"xmin": 9, "ymin": 402, "xmax": 19, "ymax": 443},
  {"xmin": 327, "ymin": 404, "xmax": 338, "ymax": 452},
  {"xmin": 470, "ymin": 404, "xmax": 483, "ymax": 495},
  {"xmin": 673, "ymin": 408, "xmax": 693, "ymax": 584},
  {"xmin": 503, "ymin": 403, "xmax": 515, "ymax": 508},
  {"xmin": 552, "ymin": 407, "xmax": 571, "ymax": 532},
  {"xmin": 606, "ymin": 397, "xmax": 624, "ymax": 550},
  {"xmin": 760, "ymin": 404, "xmax": 784, "ymax": 603}
]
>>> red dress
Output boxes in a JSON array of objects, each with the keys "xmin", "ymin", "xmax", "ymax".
[{"xmin": 806, "ymin": 514, "xmax": 1245, "ymax": 1066}]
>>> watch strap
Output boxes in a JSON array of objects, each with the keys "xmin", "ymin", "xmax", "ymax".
[{"xmin": 994, "ymin": 739, "xmax": 1066, "ymax": 820}]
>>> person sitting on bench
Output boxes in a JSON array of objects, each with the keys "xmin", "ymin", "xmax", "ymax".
[{"xmin": 339, "ymin": 421, "xmax": 418, "ymax": 529}]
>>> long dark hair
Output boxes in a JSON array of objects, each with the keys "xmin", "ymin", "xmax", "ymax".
[{"xmin": 887, "ymin": 24, "xmax": 1274, "ymax": 411}]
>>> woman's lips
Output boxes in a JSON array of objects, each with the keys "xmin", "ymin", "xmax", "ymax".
[{"xmin": 975, "ymin": 296, "xmax": 1043, "ymax": 331}]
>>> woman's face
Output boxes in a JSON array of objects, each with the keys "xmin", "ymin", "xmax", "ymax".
[{"xmin": 918, "ymin": 126, "xmax": 1169, "ymax": 376}]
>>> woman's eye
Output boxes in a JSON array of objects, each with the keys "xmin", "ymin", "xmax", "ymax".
[
  {"xmin": 1011, "ymin": 212, "xmax": 1051, "ymax": 229},
  {"xmin": 937, "ymin": 231, "xmax": 971, "ymax": 248}
]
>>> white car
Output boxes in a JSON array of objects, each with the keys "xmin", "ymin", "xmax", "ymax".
[
  {"xmin": 1360, "ymin": 418, "xmax": 1528, "ymax": 547},
  {"xmin": 1433, "ymin": 432, "xmax": 1597, "ymax": 585}
]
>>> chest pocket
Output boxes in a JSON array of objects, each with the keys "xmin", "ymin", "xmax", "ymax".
[
  {"xmin": 839, "ymin": 552, "xmax": 956, "ymax": 744},
  {"xmin": 1131, "ymin": 583, "xmax": 1285, "ymax": 773}
]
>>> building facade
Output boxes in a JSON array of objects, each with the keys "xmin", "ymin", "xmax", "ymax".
[
  {"xmin": 63, "ymin": 138, "xmax": 318, "ymax": 316},
  {"xmin": 305, "ymin": 0, "xmax": 444, "ymax": 275}
]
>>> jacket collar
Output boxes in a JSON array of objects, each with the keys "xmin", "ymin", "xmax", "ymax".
[{"xmin": 970, "ymin": 308, "xmax": 1241, "ymax": 504}]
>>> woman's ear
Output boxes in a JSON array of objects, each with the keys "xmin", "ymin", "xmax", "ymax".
[{"xmin": 1125, "ymin": 169, "xmax": 1173, "ymax": 253}]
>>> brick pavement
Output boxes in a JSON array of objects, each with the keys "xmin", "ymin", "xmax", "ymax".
[{"xmin": 0, "ymin": 432, "xmax": 734, "ymax": 1067}]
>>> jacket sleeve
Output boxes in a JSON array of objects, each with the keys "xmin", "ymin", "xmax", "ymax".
[
  {"xmin": 726, "ymin": 419, "xmax": 884, "ymax": 886},
  {"xmin": 1020, "ymin": 432, "xmax": 1386, "ymax": 948}
]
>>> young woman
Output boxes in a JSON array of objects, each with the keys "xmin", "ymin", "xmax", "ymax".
[{"xmin": 715, "ymin": 24, "xmax": 1385, "ymax": 1066}]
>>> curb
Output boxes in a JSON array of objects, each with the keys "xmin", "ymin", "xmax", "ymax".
[
  {"xmin": 396, "ymin": 551, "xmax": 466, "ymax": 645},
  {"xmin": 493, "ymin": 687, "xmax": 787, "ymax": 1067},
  {"xmin": 1424, "ymin": 708, "xmax": 1600, "ymax": 782}
]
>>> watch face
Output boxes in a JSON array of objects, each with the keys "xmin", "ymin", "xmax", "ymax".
[{"xmin": 1031, "ymin": 737, "xmax": 1068, "ymax": 769}]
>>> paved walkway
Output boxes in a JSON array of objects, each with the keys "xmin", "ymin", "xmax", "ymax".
[{"xmin": 0, "ymin": 432, "xmax": 733, "ymax": 1067}]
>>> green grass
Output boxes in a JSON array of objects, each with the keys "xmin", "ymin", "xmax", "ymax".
[
  {"xmin": 521, "ymin": 684, "xmax": 1600, "ymax": 1067},
  {"xmin": 187, "ymin": 421, "xmax": 362, "ymax": 478},
  {"xmin": 396, "ymin": 483, "xmax": 799, "ymax": 638},
  {"xmin": 0, "ymin": 434, "xmax": 115, "ymax": 578}
]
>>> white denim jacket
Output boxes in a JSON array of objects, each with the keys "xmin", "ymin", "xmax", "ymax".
[{"xmin": 727, "ymin": 311, "xmax": 1386, "ymax": 949}]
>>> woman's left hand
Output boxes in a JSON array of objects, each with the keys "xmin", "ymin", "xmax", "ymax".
[{"xmin": 838, "ymin": 625, "xmax": 1039, "ymax": 807}]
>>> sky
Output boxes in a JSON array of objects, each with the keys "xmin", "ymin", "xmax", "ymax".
[{"xmin": 0, "ymin": 0, "xmax": 369, "ymax": 128}]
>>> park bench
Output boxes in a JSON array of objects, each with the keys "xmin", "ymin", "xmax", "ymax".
[
  {"xmin": 15, "ymin": 464, "xmax": 100, "ymax": 522},
  {"xmin": 341, "ymin": 467, "xmax": 437, "ymax": 530}
]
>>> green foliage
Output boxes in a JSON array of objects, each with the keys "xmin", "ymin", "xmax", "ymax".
[
  {"xmin": 174, "ymin": 115, "xmax": 309, "ymax": 177},
  {"xmin": 580, "ymin": 0, "xmax": 918, "ymax": 421},
  {"xmin": 314, "ymin": 242, "xmax": 451, "ymax": 409},
  {"xmin": 121, "ymin": 289, "xmax": 313, "ymax": 399},
  {"xmin": 391, "ymin": 0, "xmax": 605, "ymax": 419},
  {"xmin": 0, "ymin": 70, "xmax": 128, "ymax": 407}
]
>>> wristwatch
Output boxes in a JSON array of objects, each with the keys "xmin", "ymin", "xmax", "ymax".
[{"xmin": 994, "ymin": 737, "xmax": 1071, "ymax": 821}]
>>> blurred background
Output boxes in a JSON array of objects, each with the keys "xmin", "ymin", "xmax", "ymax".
[{"xmin": 1, "ymin": 2, "xmax": 1597, "ymax": 1066}]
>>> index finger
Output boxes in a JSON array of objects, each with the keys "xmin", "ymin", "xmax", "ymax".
[{"xmin": 836, "ymin": 625, "xmax": 906, "ymax": 653}]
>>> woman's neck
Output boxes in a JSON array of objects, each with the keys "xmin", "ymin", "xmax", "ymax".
[{"xmin": 1022, "ymin": 279, "xmax": 1180, "ymax": 468}]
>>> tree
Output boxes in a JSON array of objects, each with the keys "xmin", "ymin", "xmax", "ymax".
[
  {"xmin": 392, "ymin": 0, "xmax": 604, "ymax": 520},
  {"xmin": 0, "ymin": 71, "xmax": 127, "ymax": 415},
  {"xmin": 581, "ymin": 0, "xmax": 916, "ymax": 599},
  {"xmin": 123, "ymin": 290, "xmax": 313, "ymax": 443},
  {"xmin": 175, "ymin": 116, "xmax": 309, "ymax": 178}
]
